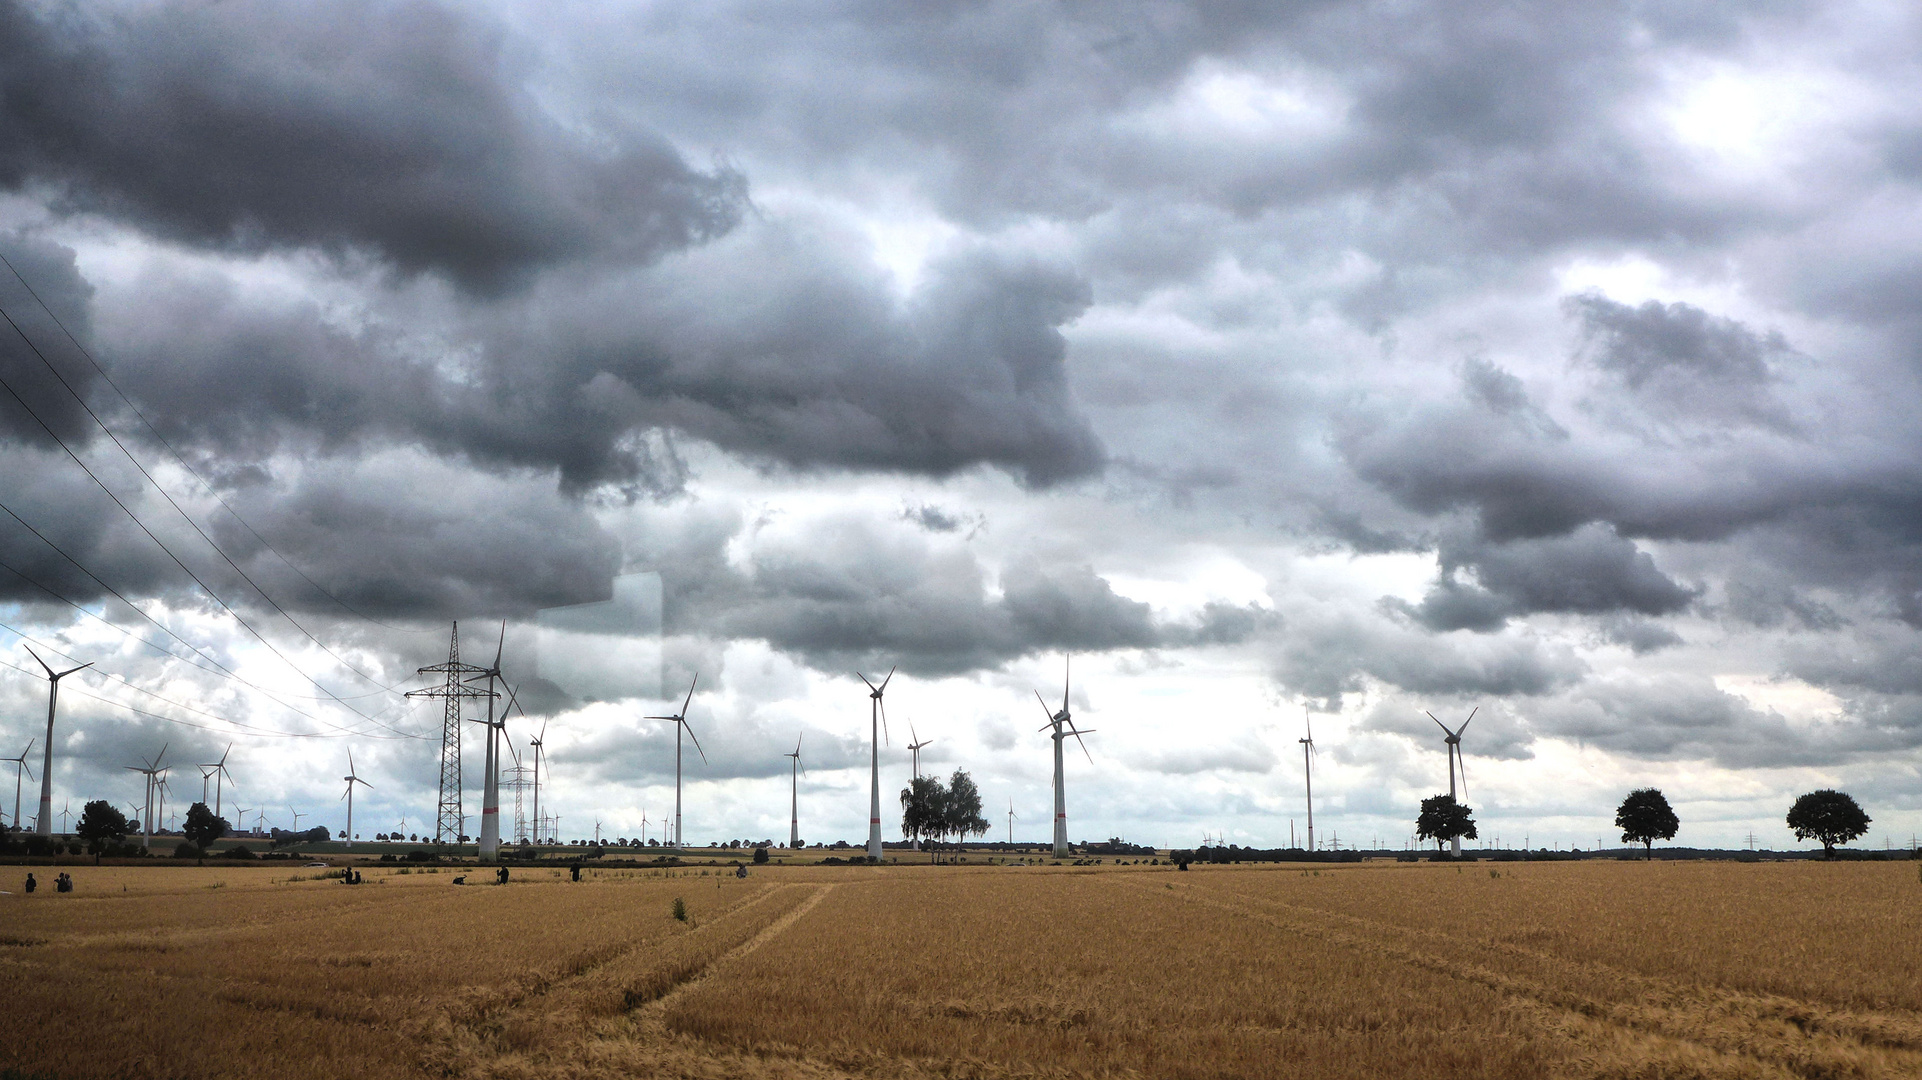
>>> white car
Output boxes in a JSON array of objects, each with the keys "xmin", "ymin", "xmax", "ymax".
[{"xmin": 304, "ymin": 861, "xmax": 330, "ymax": 868}]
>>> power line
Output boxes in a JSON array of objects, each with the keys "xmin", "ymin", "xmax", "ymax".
[
  {"xmin": 0, "ymin": 346, "xmax": 412, "ymax": 735},
  {"xmin": 0, "ymin": 299, "xmax": 402, "ymax": 695},
  {"xmin": 0, "ymin": 250, "xmax": 430, "ymax": 636},
  {"xmin": 0, "ymin": 500, "xmax": 422, "ymax": 740},
  {"xmin": 0, "ymin": 548, "xmax": 386, "ymax": 702}
]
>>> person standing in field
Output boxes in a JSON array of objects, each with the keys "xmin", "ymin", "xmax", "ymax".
[{"xmin": 24, "ymin": 873, "xmax": 35, "ymax": 894}]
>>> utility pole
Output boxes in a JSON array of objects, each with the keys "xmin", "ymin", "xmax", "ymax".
[{"xmin": 407, "ymin": 623, "xmax": 489, "ymax": 845}]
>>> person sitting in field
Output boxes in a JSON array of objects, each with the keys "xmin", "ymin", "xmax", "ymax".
[
  {"xmin": 55, "ymin": 873, "xmax": 71, "ymax": 893},
  {"xmin": 452, "ymin": 875, "xmax": 466, "ymax": 885},
  {"xmin": 24, "ymin": 873, "xmax": 35, "ymax": 894},
  {"xmin": 734, "ymin": 863, "xmax": 747, "ymax": 879},
  {"xmin": 496, "ymin": 865, "xmax": 509, "ymax": 885}
]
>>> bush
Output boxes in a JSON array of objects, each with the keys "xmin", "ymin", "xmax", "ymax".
[
  {"xmin": 173, "ymin": 841, "xmax": 200, "ymax": 859},
  {"xmin": 671, "ymin": 897, "xmax": 687, "ymax": 922},
  {"xmin": 220, "ymin": 845, "xmax": 258, "ymax": 860},
  {"xmin": 752, "ymin": 846, "xmax": 769, "ymax": 864},
  {"xmin": 23, "ymin": 834, "xmax": 59, "ymax": 858}
]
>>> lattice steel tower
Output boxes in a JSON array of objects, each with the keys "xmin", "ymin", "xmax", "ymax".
[{"xmin": 407, "ymin": 623, "xmax": 489, "ymax": 844}]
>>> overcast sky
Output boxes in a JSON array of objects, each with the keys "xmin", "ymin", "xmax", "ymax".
[{"xmin": 3, "ymin": 1, "xmax": 1919, "ymax": 852}]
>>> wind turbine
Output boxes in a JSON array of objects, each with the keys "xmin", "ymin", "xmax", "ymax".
[
  {"xmin": 58, "ymin": 797, "xmax": 70, "ymax": 834},
  {"xmin": 25, "ymin": 647, "xmax": 90, "ymax": 836},
  {"xmin": 123, "ymin": 745, "xmax": 167, "ymax": 845},
  {"xmin": 856, "ymin": 668, "xmax": 894, "ymax": 861},
  {"xmin": 593, "ymin": 817, "xmax": 602, "ymax": 845},
  {"xmin": 123, "ymin": 743, "xmax": 167, "ymax": 851},
  {"xmin": 6, "ymin": 740, "xmax": 34, "ymax": 832},
  {"xmin": 461, "ymin": 622, "xmax": 509, "ymax": 861},
  {"xmin": 640, "ymin": 808, "xmax": 649, "ymax": 846},
  {"xmin": 198, "ymin": 744, "xmax": 233, "ymax": 819},
  {"xmin": 1006, "ymin": 798, "xmax": 1017, "ymax": 844},
  {"xmin": 784, "ymin": 733, "xmax": 805, "ymax": 848},
  {"xmin": 1300, "ymin": 706, "xmax": 1317, "ymax": 852},
  {"xmin": 1034, "ymin": 656, "xmax": 1093, "ymax": 859},
  {"xmin": 907, "ymin": 722, "xmax": 933, "ymax": 780},
  {"xmin": 529, "ymin": 717, "xmax": 548, "ymax": 849},
  {"xmin": 235, "ymin": 807, "xmax": 252, "ymax": 836},
  {"xmin": 645, "ymin": 675, "xmax": 706, "ymax": 848},
  {"xmin": 340, "ymin": 751, "xmax": 370, "ymax": 849},
  {"xmin": 289, "ymin": 806, "xmax": 307, "ymax": 838},
  {"xmin": 1427, "ymin": 708, "xmax": 1477, "ymax": 857}
]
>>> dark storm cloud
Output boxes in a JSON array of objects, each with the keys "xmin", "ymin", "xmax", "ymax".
[
  {"xmin": 97, "ymin": 226, "xmax": 1103, "ymax": 492},
  {"xmin": 1272, "ymin": 609, "xmax": 1586, "ymax": 704},
  {"xmin": 1567, "ymin": 294, "xmax": 1795, "ymax": 431},
  {"xmin": 1529, "ymin": 674, "xmax": 1922, "ymax": 769},
  {"xmin": 0, "ymin": 0, "xmax": 743, "ymax": 292},
  {"xmin": 1398, "ymin": 523, "xmax": 1699, "ymax": 633},
  {"xmin": 0, "ymin": 231, "xmax": 96, "ymax": 448}
]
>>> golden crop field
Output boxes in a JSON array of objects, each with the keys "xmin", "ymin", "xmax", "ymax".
[{"xmin": 2, "ymin": 858, "xmax": 1919, "ymax": 1079}]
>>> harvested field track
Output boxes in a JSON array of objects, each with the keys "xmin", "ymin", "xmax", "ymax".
[{"xmin": 1, "ymin": 860, "xmax": 1915, "ymax": 1079}]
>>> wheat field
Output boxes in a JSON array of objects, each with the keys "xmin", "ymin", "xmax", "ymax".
[{"xmin": 2, "ymin": 858, "xmax": 1917, "ymax": 1079}]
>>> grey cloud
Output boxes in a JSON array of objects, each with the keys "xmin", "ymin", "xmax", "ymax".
[
  {"xmin": 1124, "ymin": 740, "xmax": 1277, "ymax": 777},
  {"xmin": 102, "ymin": 229, "xmax": 1104, "ymax": 492},
  {"xmin": 0, "ymin": 231, "xmax": 96, "ymax": 448},
  {"xmin": 1567, "ymin": 294, "xmax": 1795, "ymax": 431},
  {"xmin": 1273, "ymin": 609, "xmax": 1587, "ymax": 702},
  {"xmin": 0, "ymin": 1, "xmax": 743, "ymax": 292},
  {"xmin": 1401, "ymin": 523, "xmax": 1699, "ymax": 632},
  {"xmin": 1530, "ymin": 674, "xmax": 1920, "ymax": 769}
]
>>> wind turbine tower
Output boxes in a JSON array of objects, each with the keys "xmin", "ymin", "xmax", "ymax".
[
  {"xmin": 784, "ymin": 734, "xmax": 805, "ymax": 848},
  {"xmin": 6, "ymin": 740, "xmax": 33, "ymax": 832},
  {"xmin": 645, "ymin": 676, "xmax": 707, "ymax": 847},
  {"xmin": 124, "ymin": 743, "xmax": 167, "ymax": 851},
  {"xmin": 463, "ymin": 623, "xmax": 511, "ymax": 862},
  {"xmin": 340, "ymin": 751, "xmax": 370, "ymax": 849},
  {"xmin": 907, "ymin": 722, "xmax": 933, "ymax": 780},
  {"xmin": 1427, "ymin": 708, "xmax": 1477, "ymax": 857},
  {"xmin": 26, "ymin": 647, "xmax": 90, "ymax": 836},
  {"xmin": 1034, "ymin": 657, "xmax": 1093, "ymax": 860},
  {"xmin": 1300, "ymin": 706, "xmax": 1317, "ymax": 852},
  {"xmin": 198, "ymin": 744, "xmax": 233, "ymax": 819},
  {"xmin": 857, "ymin": 668, "xmax": 894, "ymax": 861},
  {"xmin": 1007, "ymin": 798, "xmax": 1017, "ymax": 844}
]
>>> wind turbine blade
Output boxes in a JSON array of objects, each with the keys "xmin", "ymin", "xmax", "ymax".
[
  {"xmin": 681, "ymin": 673, "xmax": 698, "ymax": 718},
  {"xmin": 1062, "ymin": 654, "xmax": 1071, "ymax": 713},
  {"xmin": 878, "ymin": 665, "xmax": 895, "ymax": 693},
  {"xmin": 23, "ymin": 645, "xmax": 52, "ymax": 677},
  {"xmin": 1427, "ymin": 711, "xmax": 1451, "ymax": 735},
  {"xmin": 539, "ymin": 717, "xmax": 549, "ymax": 742},
  {"xmin": 493, "ymin": 619, "xmax": 506, "ymax": 672},
  {"xmin": 878, "ymin": 696, "xmax": 891, "ymax": 747},
  {"xmin": 1071, "ymin": 727, "xmax": 1092, "ymax": 764},
  {"xmin": 1035, "ymin": 690, "xmax": 1056, "ymax": 728},
  {"xmin": 909, "ymin": 720, "xmax": 919, "ymax": 746},
  {"xmin": 153, "ymin": 743, "xmax": 169, "ymax": 769},
  {"xmin": 683, "ymin": 720, "xmax": 707, "ymax": 765},
  {"xmin": 794, "ymin": 733, "xmax": 803, "ymax": 756},
  {"xmin": 1457, "ymin": 748, "xmax": 1469, "ymax": 804},
  {"xmin": 1458, "ymin": 707, "xmax": 1477, "ymax": 736},
  {"xmin": 857, "ymin": 671, "xmax": 878, "ymax": 693},
  {"xmin": 348, "ymin": 748, "xmax": 356, "ymax": 776},
  {"xmin": 218, "ymin": 743, "xmax": 231, "ymax": 767}
]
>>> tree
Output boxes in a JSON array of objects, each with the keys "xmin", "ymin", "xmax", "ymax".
[
  {"xmin": 1416, "ymin": 794, "xmax": 1477, "ymax": 851},
  {"xmin": 183, "ymin": 802, "xmax": 229, "ymax": 859},
  {"xmin": 942, "ymin": 769, "xmax": 988, "ymax": 858},
  {"xmin": 1787, "ymin": 789, "xmax": 1870, "ymax": 857},
  {"xmin": 76, "ymin": 800, "xmax": 131, "ymax": 857},
  {"xmin": 752, "ymin": 845, "xmax": 768, "ymax": 864},
  {"xmin": 900, "ymin": 775, "xmax": 943, "ymax": 859},
  {"xmin": 1615, "ymin": 788, "xmax": 1679, "ymax": 859}
]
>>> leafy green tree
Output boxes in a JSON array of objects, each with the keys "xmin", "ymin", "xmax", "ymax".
[
  {"xmin": 900, "ymin": 775, "xmax": 942, "ymax": 859},
  {"xmin": 942, "ymin": 769, "xmax": 988, "ymax": 857},
  {"xmin": 76, "ymin": 800, "xmax": 131, "ymax": 856},
  {"xmin": 183, "ymin": 802, "xmax": 229, "ymax": 857},
  {"xmin": 1787, "ymin": 789, "xmax": 1870, "ymax": 857},
  {"xmin": 1416, "ymin": 794, "xmax": 1477, "ymax": 851},
  {"xmin": 1615, "ymin": 788, "xmax": 1679, "ymax": 859}
]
